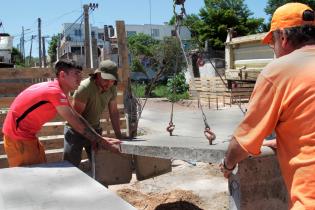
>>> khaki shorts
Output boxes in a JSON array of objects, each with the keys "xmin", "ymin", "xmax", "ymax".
[{"xmin": 3, "ymin": 135, "xmax": 46, "ymax": 167}]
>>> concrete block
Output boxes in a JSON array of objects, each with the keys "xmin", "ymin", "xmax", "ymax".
[
  {"xmin": 229, "ymin": 151, "xmax": 288, "ymax": 210},
  {"xmin": 0, "ymin": 161, "xmax": 136, "ymax": 210},
  {"xmin": 92, "ymin": 150, "xmax": 133, "ymax": 186},
  {"xmin": 134, "ymin": 155, "xmax": 172, "ymax": 181}
]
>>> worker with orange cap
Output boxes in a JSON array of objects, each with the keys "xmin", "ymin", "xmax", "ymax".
[{"xmin": 221, "ymin": 3, "xmax": 315, "ymax": 209}]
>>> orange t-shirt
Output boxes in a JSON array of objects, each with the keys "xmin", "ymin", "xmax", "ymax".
[{"xmin": 234, "ymin": 46, "xmax": 315, "ymax": 209}]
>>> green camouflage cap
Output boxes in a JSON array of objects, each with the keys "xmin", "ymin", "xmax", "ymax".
[{"xmin": 94, "ymin": 60, "xmax": 119, "ymax": 81}]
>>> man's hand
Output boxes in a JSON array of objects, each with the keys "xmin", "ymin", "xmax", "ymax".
[
  {"xmin": 115, "ymin": 133, "xmax": 129, "ymax": 140},
  {"xmin": 219, "ymin": 158, "xmax": 235, "ymax": 178},
  {"xmin": 99, "ymin": 137, "xmax": 122, "ymax": 153},
  {"xmin": 263, "ymin": 139, "xmax": 277, "ymax": 149}
]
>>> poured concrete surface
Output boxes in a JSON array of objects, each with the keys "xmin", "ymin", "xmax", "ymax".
[
  {"xmin": 0, "ymin": 161, "xmax": 136, "ymax": 210},
  {"xmin": 121, "ymin": 106, "xmax": 244, "ymax": 163},
  {"xmin": 118, "ymin": 100, "xmax": 288, "ymax": 209}
]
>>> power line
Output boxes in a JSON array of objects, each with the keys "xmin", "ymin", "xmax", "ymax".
[
  {"xmin": 43, "ymin": 9, "xmax": 80, "ymax": 28},
  {"xmin": 63, "ymin": 13, "xmax": 84, "ymax": 34}
]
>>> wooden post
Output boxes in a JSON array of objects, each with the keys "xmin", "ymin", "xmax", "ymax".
[
  {"xmin": 223, "ymin": 94, "xmax": 225, "ymax": 107},
  {"xmin": 116, "ymin": 20, "xmax": 137, "ymax": 138},
  {"xmin": 116, "ymin": 21, "xmax": 129, "ymax": 83}
]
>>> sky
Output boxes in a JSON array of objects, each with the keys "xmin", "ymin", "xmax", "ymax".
[{"xmin": 0, "ymin": 0, "xmax": 269, "ymax": 57}]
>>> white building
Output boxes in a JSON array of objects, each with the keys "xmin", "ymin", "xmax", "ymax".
[
  {"xmin": 125, "ymin": 24, "xmax": 191, "ymax": 41},
  {"xmin": 0, "ymin": 33, "xmax": 13, "ymax": 64},
  {"xmin": 58, "ymin": 23, "xmax": 191, "ymax": 67}
]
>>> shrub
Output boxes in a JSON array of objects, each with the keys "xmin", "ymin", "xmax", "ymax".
[{"xmin": 167, "ymin": 73, "xmax": 189, "ymax": 94}]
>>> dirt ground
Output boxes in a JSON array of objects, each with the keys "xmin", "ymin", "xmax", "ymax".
[
  {"xmin": 109, "ymin": 99, "xmax": 230, "ymax": 210},
  {"xmin": 109, "ymin": 160, "xmax": 228, "ymax": 210}
]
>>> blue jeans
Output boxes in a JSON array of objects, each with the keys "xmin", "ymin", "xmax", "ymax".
[{"xmin": 63, "ymin": 125, "xmax": 93, "ymax": 167}]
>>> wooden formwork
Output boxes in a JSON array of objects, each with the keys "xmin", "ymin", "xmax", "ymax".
[
  {"xmin": 0, "ymin": 68, "xmax": 127, "ymax": 168},
  {"xmin": 189, "ymin": 77, "xmax": 227, "ymax": 109},
  {"xmin": 189, "ymin": 77, "xmax": 255, "ymax": 108},
  {"xmin": 225, "ymin": 82, "xmax": 255, "ymax": 106}
]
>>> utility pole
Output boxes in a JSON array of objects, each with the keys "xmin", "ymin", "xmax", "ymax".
[
  {"xmin": 19, "ymin": 37, "xmax": 22, "ymax": 56},
  {"xmin": 42, "ymin": 37, "xmax": 47, "ymax": 67},
  {"xmin": 83, "ymin": 3, "xmax": 98, "ymax": 68},
  {"xmin": 83, "ymin": 4, "xmax": 91, "ymax": 68},
  {"xmin": 22, "ymin": 26, "xmax": 25, "ymax": 62},
  {"xmin": 29, "ymin": 35, "xmax": 35, "ymax": 66},
  {"xmin": 38, "ymin": 18, "xmax": 42, "ymax": 67}
]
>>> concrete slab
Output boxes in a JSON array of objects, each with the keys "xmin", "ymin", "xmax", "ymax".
[
  {"xmin": 119, "ymin": 104, "xmax": 288, "ymax": 209},
  {"xmin": 0, "ymin": 161, "xmax": 136, "ymax": 210},
  {"xmin": 121, "ymin": 107, "xmax": 244, "ymax": 163}
]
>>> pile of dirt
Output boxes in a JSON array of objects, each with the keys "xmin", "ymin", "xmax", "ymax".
[{"xmin": 117, "ymin": 189, "xmax": 204, "ymax": 210}]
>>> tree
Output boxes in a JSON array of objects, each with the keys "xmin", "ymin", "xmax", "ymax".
[
  {"xmin": 48, "ymin": 34, "xmax": 60, "ymax": 65},
  {"xmin": 171, "ymin": 0, "xmax": 265, "ymax": 50},
  {"xmin": 169, "ymin": 14, "xmax": 204, "ymax": 49},
  {"xmin": 127, "ymin": 33, "xmax": 159, "ymax": 78},
  {"xmin": 197, "ymin": 0, "xmax": 265, "ymax": 49},
  {"xmin": 265, "ymin": 0, "xmax": 315, "ymax": 18},
  {"xmin": 127, "ymin": 33, "xmax": 158, "ymax": 57},
  {"xmin": 127, "ymin": 33, "xmax": 186, "ymax": 96},
  {"xmin": 11, "ymin": 47, "xmax": 23, "ymax": 66}
]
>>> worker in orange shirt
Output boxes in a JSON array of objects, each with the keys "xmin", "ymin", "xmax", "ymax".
[{"xmin": 221, "ymin": 3, "xmax": 315, "ymax": 209}]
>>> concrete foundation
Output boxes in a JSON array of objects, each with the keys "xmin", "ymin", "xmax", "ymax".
[
  {"xmin": 0, "ymin": 161, "xmax": 135, "ymax": 210},
  {"xmin": 92, "ymin": 150, "xmax": 133, "ymax": 186},
  {"xmin": 229, "ymin": 147, "xmax": 288, "ymax": 210},
  {"xmin": 119, "ymin": 107, "xmax": 289, "ymax": 209},
  {"xmin": 134, "ymin": 155, "xmax": 172, "ymax": 181}
]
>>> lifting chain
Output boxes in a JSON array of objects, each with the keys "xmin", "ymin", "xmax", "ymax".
[{"xmin": 172, "ymin": 0, "xmax": 216, "ymax": 144}]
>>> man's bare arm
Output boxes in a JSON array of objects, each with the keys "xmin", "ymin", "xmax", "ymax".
[
  {"xmin": 72, "ymin": 98, "xmax": 86, "ymax": 115},
  {"xmin": 221, "ymin": 136, "xmax": 249, "ymax": 178},
  {"xmin": 108, "ymin": 99, "xmax": 123, "ymax": 138},
  {"xmin": 56, "ymin": 105, "xmax": 121, "ymax": 152}
]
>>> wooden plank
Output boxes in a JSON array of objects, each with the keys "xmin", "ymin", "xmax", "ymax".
[
  {"xmin": 0, "ymin": 68, "xmax": 95, "ymax": 79},
  {"xmin": 0, "ymin": 68, "xmax": 55, "ymax": 79},
  {"xmin": 0, "ymin": 82, "xmax": 33, "ymax": 95},
  {"xmin": 0, "ymin": 97, "xmax": 15, "ymax": 108},
  {"xmin": 0, "ymin": 148, "xmax": 89, "ymax": 169},
  {"xmin": 0, "ymin": 108, "xmax": 126, "ymax": 126},
  {"xmin": 0, "ymin": 155, "xmax": 8, "ymax": 168},
  {"xmin": 0, "ymin": 136, "xmax": 64, "ymax": 156}
]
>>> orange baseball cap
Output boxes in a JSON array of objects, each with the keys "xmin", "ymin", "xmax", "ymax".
[{"xmin": 262, "ymin": 3, "xmax": 315, "ymax": 44}]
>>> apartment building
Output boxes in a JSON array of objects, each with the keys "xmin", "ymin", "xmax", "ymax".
[{"xmin": 58, "ymin": 23, "xmax": 191, "ymax": 67}]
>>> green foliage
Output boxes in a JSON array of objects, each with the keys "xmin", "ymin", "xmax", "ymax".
[
  {"xmin": 152, "ymin": 85, "xmax": 169, "ymax": 97},
  {"xmin": 171, "ymin": 0, "xmax": 265, "ymax": 49},
  {"xmin": 198, "ymin": 0, "xmax": 265, "ymax": 49},
  {"xmin": 11, "ymin": 47, "xmax": 24, "ymax": 66},
  {"xmin": 151, "ymin": 36, "xmax": 185, "ymax": 75},
  {"xmin": 167, "ymin": 91, "xmax": 190, "ymax": 102},
  {"xmin": 48, "ymin": 34, "xmax": 60, "ymax": 65},
  {"xmin": 131, "ymin": 82, "xmax": 189, "ymax": 101},
  {"xmin": 265, "ymin": 0, "xmax": 315, "ymax": 20},
  {"xmin": 167, "ymin": 73, "xmax": 189, "ymax": 95},
  {"xmin": 130, "ymin": 59, "xmax": 148, "ymax": 77},
  {"xmin": 127, "ymin": 33, "xmax": 159, "ymax": 57},
  {"xmin": 131, "ymin": 83, "xmax": 146, "ymax": 98},
  {"xmin": 128, "ymin": 34, "xmax": 187, "ymax": 97}
]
